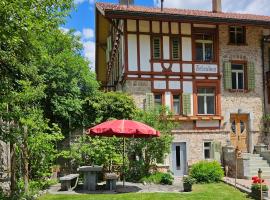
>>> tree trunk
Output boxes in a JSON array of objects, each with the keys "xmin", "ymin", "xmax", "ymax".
[
  {"xmin": 10, "ymin": 142, "xmax": 17, "ymax": 196},
  {"xmin": 21, "ymin": 126, "xmax": 29, "ymax": 194}
]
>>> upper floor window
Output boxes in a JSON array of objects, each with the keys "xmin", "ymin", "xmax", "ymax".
[
  {"xmin": 152, "ymin": 37, "xmax": 161, "ymax": 59},
  {"xmin": 232, "ymin": 64, "xmax": 245, "ymax": 90},
  {"xmin": 172, "ymin": 94, "xmax": 181, "ymax": 115},
  {"xmin": 197, "ymin": 88, "xmax": 215, "ymax": 115},
  {"xmin": 195, "ymin": 33, "xmax": 214, "ymax": 62},
  {"xmin": 154, "ymin": 94, "xmax": 162, "ymax": 107},
  {"xmin": 229, "ymin": 26, "xmax": 246, "ymax": 45},
  {"xmin": 171, "ymin": 37, "xmax": 180, "ymax": 60}
]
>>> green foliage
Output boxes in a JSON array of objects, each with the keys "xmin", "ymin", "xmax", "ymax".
[
  {"xmin": 60, "ymin": 135, "xmax": 123, "ymax": 170},
  {"xmin": 84, "ymin": 92, "xmax": 137, "ymax": 125},
  {"xmin": 189, "ymin": 161, "xmax": 224, "ymax": 183},
  {"xmin": 140, "ymin": 172, "xmax": 174, "ymax": 185},
  {"xmin": 183, "ymin": 176, "xmax": 196, "ymax": 185},
  {"xmin": 251, "ymin": 184, "xmax": 268, "ymax": 191},
  {"xmin": 126, "ymin": 108, "xmax": 174, "ymax": 180}
]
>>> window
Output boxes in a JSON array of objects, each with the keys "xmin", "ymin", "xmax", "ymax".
[
  {"xmin": 232, "ymin": 64, "xmax": 245, "ymax": 90},
  {"xmin": 229, "ymin": 26, "xmax": 246, "ymax": 44},
  {"xmin": 172, "ymin": 95, "xmax": 181, "ymax": 115},
  {"xmin": 171, "ymin": 38, "xmax": 180, "ymax": 60},
  {"xmin": 197, "ymin": 88, "xmax": 215, "ymax": 115},
  {"xmin": 154, "ymin": 94, "xmax": 162, "ymax": 107},
  {"xmin": 152, "ymin": 37, "xmax": 161, "ymax": 59},
  {"xmin": 195, "ymin": 33, "xmax": 214, "ymax": 62},
  {"xmin": 204, "ymin": 142, "xmax": 212, "ymax": 159}
]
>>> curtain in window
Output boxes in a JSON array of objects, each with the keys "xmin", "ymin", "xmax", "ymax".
[
  {"xmin": 247, "ymin": 62, "xmax": 255, "ymax": 90},
  {"xmin": 223, "ymin": 61, "xmax": 232, "ymax": 90},
  {"xmin": 182, "ymin": 93, "xmax": 191, "ymax": 116}
]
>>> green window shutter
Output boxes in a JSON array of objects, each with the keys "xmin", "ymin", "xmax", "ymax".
[
  {"xmin": 182, "ymin": 93, "xmax": 191, "ymax": 116},
  {"xmin": 223, "ymin": 61, "xmax": 232, "ymax": 90},
  {"xmin": 145, "ymin": 93, "xmax": 154, "ymax": 111},
  {"xmin": 213, "ymin": 141, "xmax": 221, "ymax": 162},
  {"xmin": 247, "ymin": 62, "xmax": 255, "ymax": 90}
]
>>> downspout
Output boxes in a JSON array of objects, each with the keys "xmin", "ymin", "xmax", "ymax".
[{"xmin": 262, "ymin": 37, "xmax": 266, "ymax": 115}]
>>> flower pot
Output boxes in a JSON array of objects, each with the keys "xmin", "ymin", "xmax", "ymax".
[
  {"xmin": 251, "ymin": 189, "xmax": 268, "ymax": 199},
  {"xmin": 183, "ymin": 183, "xmax": 192, "ymax": 192}
]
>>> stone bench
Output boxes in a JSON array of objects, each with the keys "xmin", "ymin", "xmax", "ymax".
[
  {"xmin": 59, "ymin": 174, "xmax": 79, "ymax": 191},
  {"xmin": 105, "ymin": 173, "xmax": 118, "ymax": 190}
]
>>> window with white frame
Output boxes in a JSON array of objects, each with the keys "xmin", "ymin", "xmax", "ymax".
[
  {"xmin": 197, "ymin": 88, "xmax": 215, "ymax": 115},
  {"xmin": 204, "ymin": 141, "xmax": 212, "ymax": 159},
  {"xmin": 232, "ymin": 64, "xmax": 245, "ymax": 90},
  {"xmin": 172, "ymin": 95, "xmax": 181, "ymax": 115},
  {"xmin": 195, "ymin": 33, "xmax": 214, "ymax": 62}
]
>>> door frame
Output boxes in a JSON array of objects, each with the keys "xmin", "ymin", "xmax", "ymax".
[
  {"xmin": 171, "ymin": 142, "xmax": 188, "ymax": 176},
  {"xmin": 230, "ymin": 113, "xmax": 250, "ymax": 152}
]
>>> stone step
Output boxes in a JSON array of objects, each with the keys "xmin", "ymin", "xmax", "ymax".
[
  {"xmin": 249, "ymin": 163, "xmax": 269, "ymax": 168},
  {"xmin": 249, "ymin": 157, "xmax": 264, "ymax": 160},
  {"xmin": 249, "ymin": 167, "xmax": 270, "ymax": 173},
  {"xmin": 249, "ymin": 161, "xmax": 269, "ymax": 165},
  {"xmin": 242, "ymin": 153, "xmax": 260, "ymax": 157}
]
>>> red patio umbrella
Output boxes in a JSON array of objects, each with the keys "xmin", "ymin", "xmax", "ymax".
[{"xmin": 87, "ymin": 119, "xmax": 160, "ymax": 186}]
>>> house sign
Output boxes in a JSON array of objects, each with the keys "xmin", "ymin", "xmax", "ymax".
[{"xmin": 194, "ymin": 64, "xmax": 218, "ymax": 73}]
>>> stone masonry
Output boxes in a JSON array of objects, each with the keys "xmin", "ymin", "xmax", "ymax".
[{"xmin": 0, "ymin": 141, "xmax": 10, "ymax": 192}]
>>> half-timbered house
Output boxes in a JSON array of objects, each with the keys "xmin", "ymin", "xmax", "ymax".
[{"xmin": 95, "ymin": 0, "xmax": 270, "ymax": 177}]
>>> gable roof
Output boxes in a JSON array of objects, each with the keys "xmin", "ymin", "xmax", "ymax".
[{"xmin": 96, "ymin": 2, "xmax": 270, "ymax": 27}]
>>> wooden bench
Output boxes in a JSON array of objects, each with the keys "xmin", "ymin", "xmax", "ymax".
[
  {"xmin": 105, "ymin": 173, "xmax": 119, "ymax": 191},
  {"xmin": 59, "ymin": 174, "xmax": 79, "ymax": 191}
]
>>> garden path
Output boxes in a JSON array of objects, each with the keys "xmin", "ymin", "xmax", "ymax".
[{"xmin": 48, "ymin": 177, "xmax": 183, "ymax": 195}]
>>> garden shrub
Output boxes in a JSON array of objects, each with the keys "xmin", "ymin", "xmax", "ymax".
[
  {"xmin": 189, "ymin": 161, "xmax": 224, "ymax": 183},
  {"xmin": 140, "ymin": 172, "xmax": 174, "ymax": 185}
]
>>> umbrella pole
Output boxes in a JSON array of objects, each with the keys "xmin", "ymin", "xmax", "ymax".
[{"xmin": 123, "ymin": 137, "xmax": 125, "ymax": 187}]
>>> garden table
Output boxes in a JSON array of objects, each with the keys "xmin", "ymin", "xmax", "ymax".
[{"xmin": 77, "ymin": 165, "xmax": 103, "ymax": 191}]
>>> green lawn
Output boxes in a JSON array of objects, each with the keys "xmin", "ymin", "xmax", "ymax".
[{"xmin": 38, "ymin": 183, "xmax": 252, "ymax": 200}]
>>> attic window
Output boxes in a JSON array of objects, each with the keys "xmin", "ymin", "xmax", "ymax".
[
  {"xmin": 153, "ymin": 37, "xmax": 161, "ymax": 59},
  {"xmin": 229, "ymin": 26, "xmax": 246, "ymax": 45}
]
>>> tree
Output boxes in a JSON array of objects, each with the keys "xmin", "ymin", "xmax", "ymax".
[
  {"xmin": 126, "ymin": 107, "xmax": 174, "ymax": 181},
  {"xmin": 0, "ymin": 0, "xmax": 94, "ymax": 196}
]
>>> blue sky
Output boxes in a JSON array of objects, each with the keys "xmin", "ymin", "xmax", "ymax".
[{"xmin": 62, "ymin": 0, "xmax": 270, "ymax": 70}]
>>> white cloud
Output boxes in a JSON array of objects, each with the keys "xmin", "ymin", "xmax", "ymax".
[
  {"xmin": 74, "ymin": 0, "xmax": 95, "ymax": 5},
  {"xmin": 154, "ymin": 0, "xmax": 270, "ymax": 16},
  {"xmin": 59, "ymin": 27, "xmax": 70, "ymax": 34},
  {"xmin": 83, "ymin": 40, "xmax": 95, "ymax": 70},
  {"xmin": 82, "ymin": 28, "xmax": 94, "ymax": 39}
]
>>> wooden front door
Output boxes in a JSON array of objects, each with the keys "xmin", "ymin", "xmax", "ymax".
[{"xmin": 230, "ymin": 114, "xmax": 249, "ymax": 152}]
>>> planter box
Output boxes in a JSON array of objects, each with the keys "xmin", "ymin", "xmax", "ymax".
[
  {"xmin": 251, "ymin": 190, "xmax": 268, "ymax": 200},
  {"xmin": 183, "ymin": 183, "xmax": 192, "ymax": 192}
]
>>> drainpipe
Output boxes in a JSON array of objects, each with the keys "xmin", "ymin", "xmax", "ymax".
[{"xmin": 262, "ymin": 37, "xmax": 266, "ymax": 115}]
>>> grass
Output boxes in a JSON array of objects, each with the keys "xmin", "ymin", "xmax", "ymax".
[{"xmin": 38, "ymin": 183, "xmax": 252, "ymax": 200}]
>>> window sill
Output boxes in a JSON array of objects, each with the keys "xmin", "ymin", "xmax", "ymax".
[
  {"xmin": 229, "ymin": 89, "xmax": 250, "ymax": 93},
  {"xmin": 169, "ymin": 115, "xmax": 223, "ymax": 121},
  {"xmin": 227, "ymin": 43, "xmax": 248, "ymax": 46}
]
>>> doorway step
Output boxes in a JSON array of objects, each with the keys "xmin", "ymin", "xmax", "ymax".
[{"xmin": 242, "ymin": 153, "xmax": 270, "ymax": 179}]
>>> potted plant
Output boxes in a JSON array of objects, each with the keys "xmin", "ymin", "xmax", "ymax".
[
  {"xmin": 251, "ymin": 176, "xmax": 269, "ymax": 199},
  {"xmin": 183, "ymin": 176, "xmax": 196, "ymax": 192}
]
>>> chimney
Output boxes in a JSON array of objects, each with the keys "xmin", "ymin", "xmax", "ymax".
[
  {"xmin": 161, "ymin": 0, "xmax": 164, "ymax": 12},
  {"xmin": 119, "ymin": 0, "xmax": 134, "ymax": 7},
  {"xmin": 212, "ymin": 0, "xmax": 222, "ymax": 13}
]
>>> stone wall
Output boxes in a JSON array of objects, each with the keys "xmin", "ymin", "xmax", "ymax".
[
  {"xmin": 122, "ymin": 80, "xmax": 152, "ymax": 109},
  {"xmin": 219, "ymin": 25, "xmax": 264, "ymax": 149},
  {"xmin": 0, "ymin": 141, "xmax": 10, "ymax": 192},
  {"xmin": 165, "ymin": 130, "xmax": 229, "ymax": 166}
]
